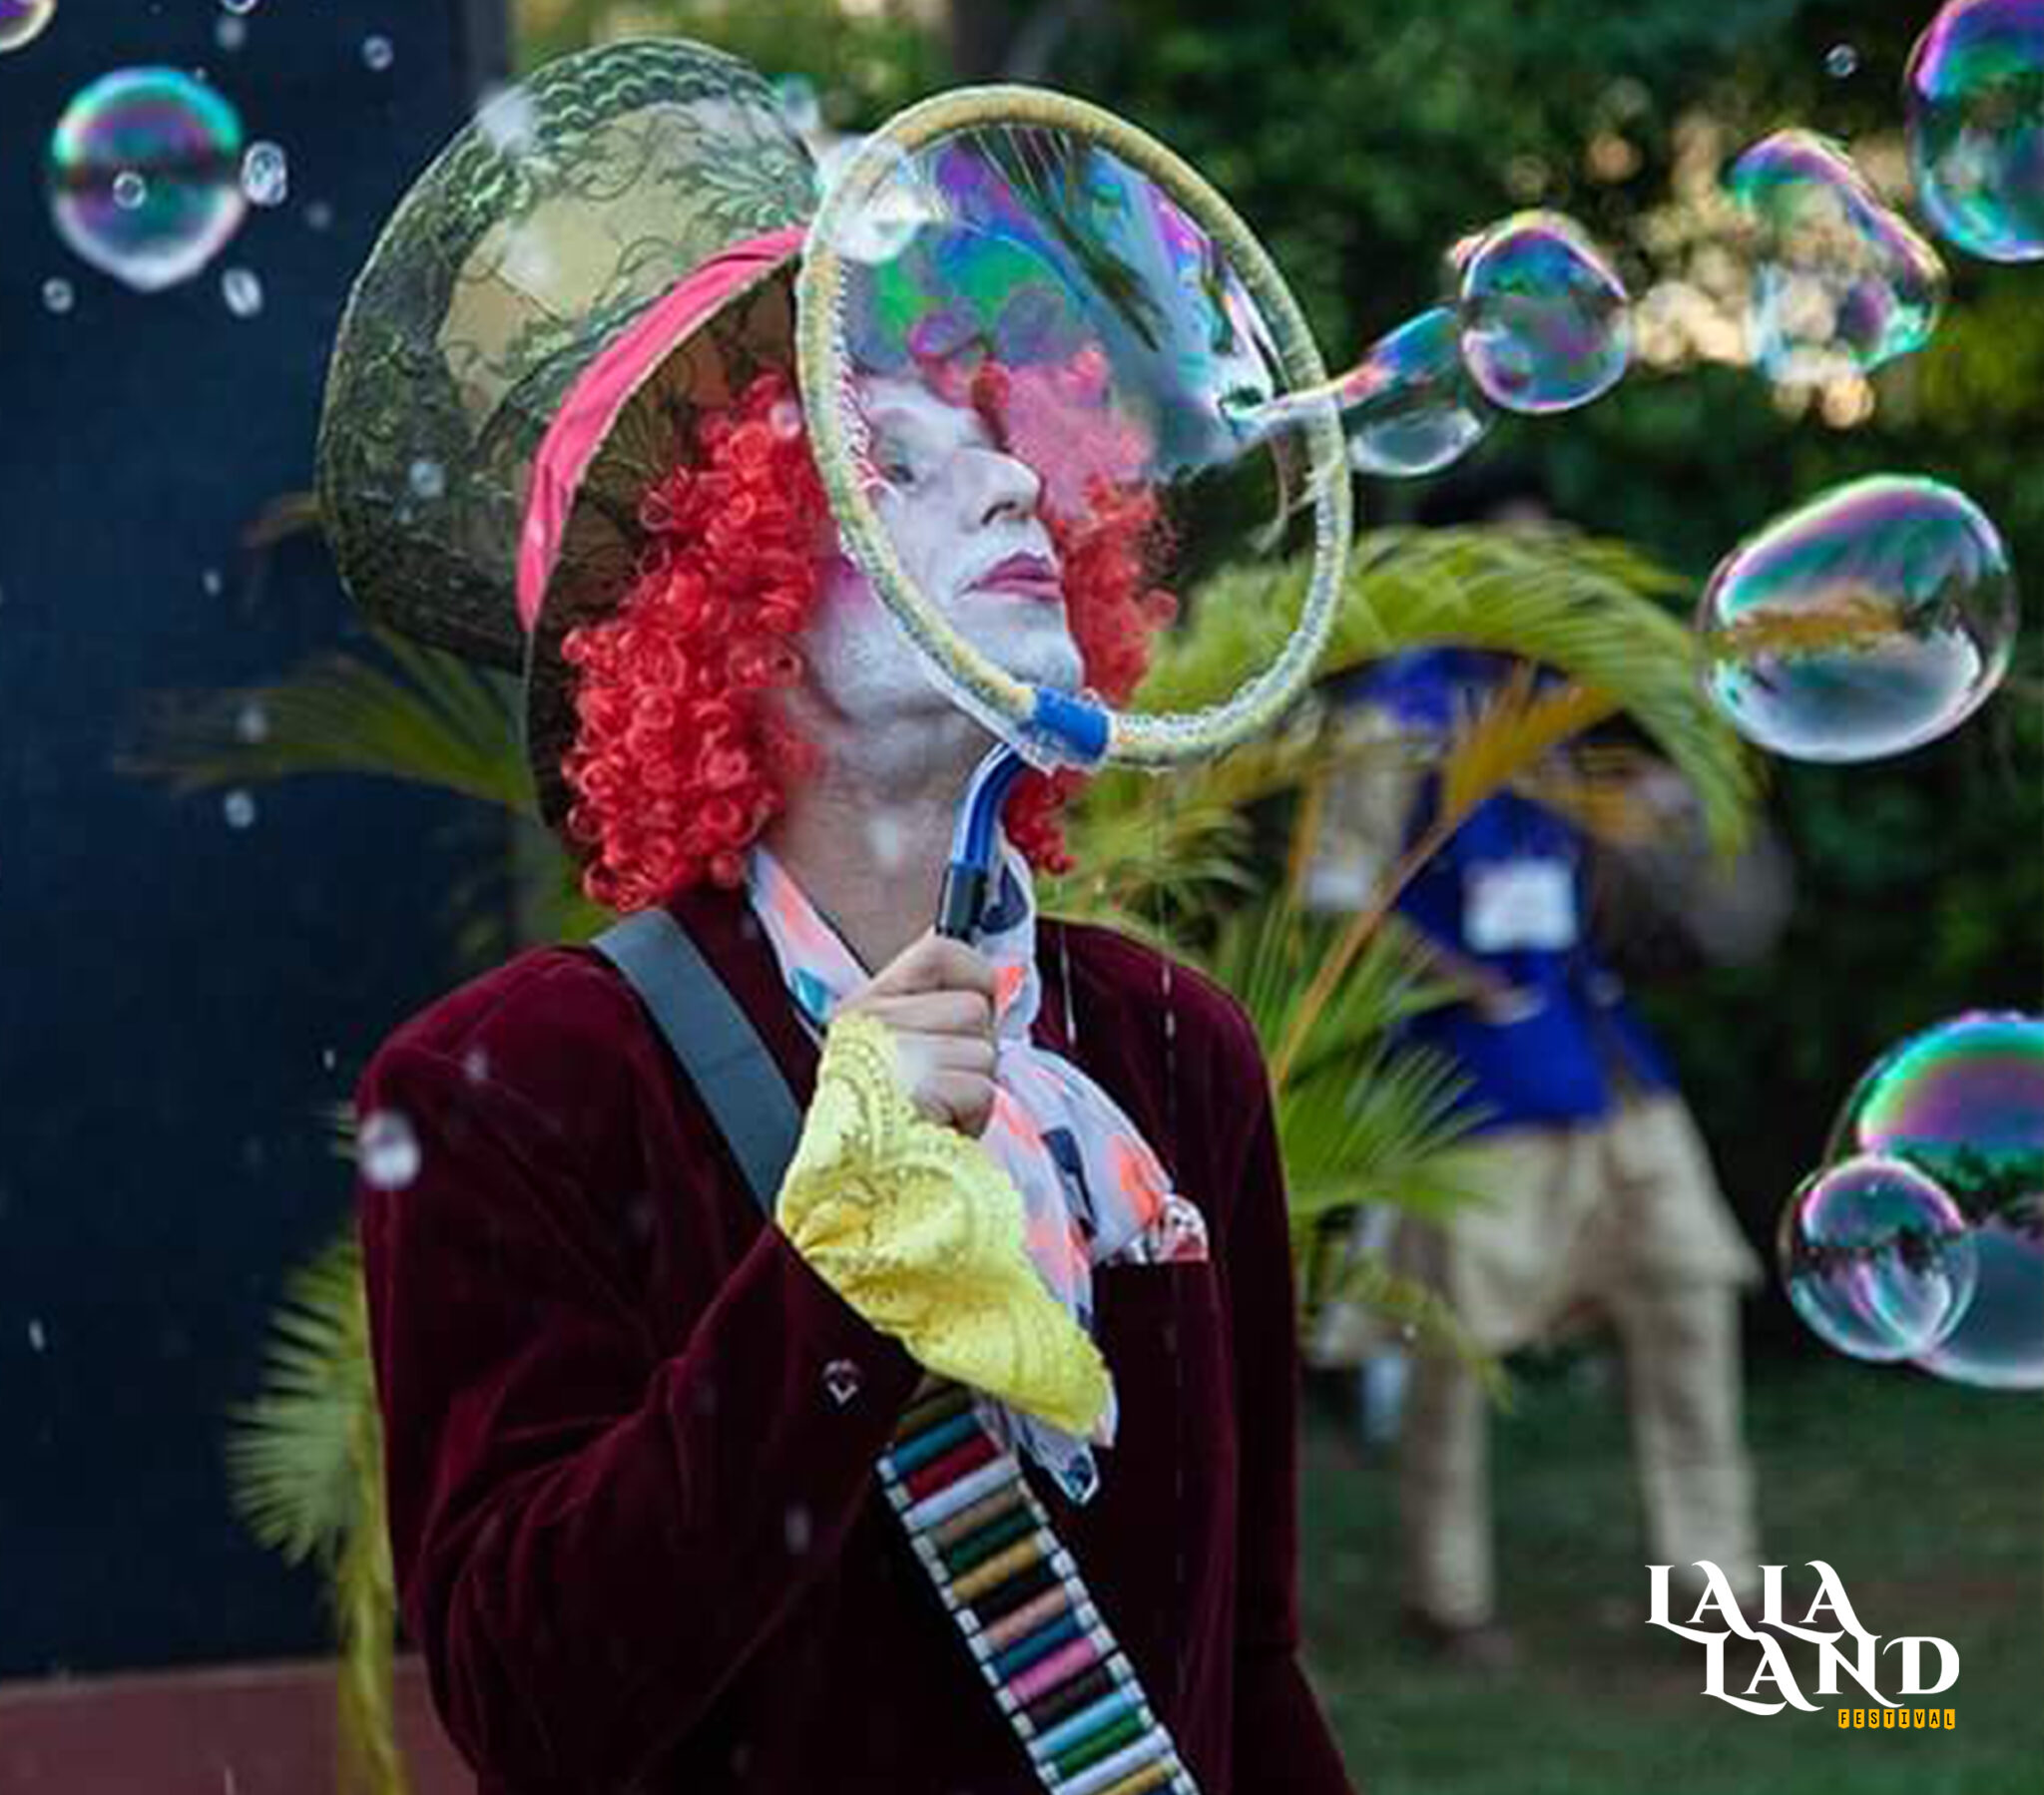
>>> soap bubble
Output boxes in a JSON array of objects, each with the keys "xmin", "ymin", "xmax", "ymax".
[
  {"xmin": 1826, "ymin": 43, "xmax": 1861, "ymax": 78},
  {"xmin": 240, "ymin": 141, "xmax": 287, "ymax": 208},
  {"xmin": 41, "ymin": 276, "xmax": 74, "ymax": 314},
  {"xmin": 0, "ymin": 1, "xmax": 56, "ymax": 56},
  {"xmin": 1779, "ymin": 1154, "xmax": 1979, "ymax": 1360},
  {"xmin": 1828, "ymin": 1012, "xmax": 2044, "ymax": 1389},
  {"xmin": 361, "ymin": 35, "xmax": 394, "ymax": 73},
  {"xmin": 1220, "ymin": 307, "xmax": 1491, "ymax": 478},
  {"xmin": 772, "ymin": 74, "xmax": 822, "ymax": 138},
  {"xmin": 1906, "ymin": 0, "xmax": 2044, "ymax": 262},
  {"xmin": 816, "ymin": 138, "xmax": 942, "ymax": 264},
  {"xmin": 1455, "ymin": 210, "xmax": 1632, "ymax": 413},
  {"xmin": 1729, "ymin": 130, "xmax": 1947, "ymax": 382},
  {"xmin": 1335, "ymin": 308, "xmax": 1493, "ymax": 476},
  {"xmin": 46, "ymin": 68, "xmax": 247, "ymax": 292},
  {"xmin": 1697, "ymin": 474, "xmax": 2015, "ymax": 762},
  {"xmin": 221, "ymin": 265, "xmax": 263, "ymax": 317},
  {"xmin": 222, "ymin": 788, "xmax": 256, "ymax": 829},
  {"xmin": 214, "ymin": 15, "xmax": 246, "ymax": 52}
]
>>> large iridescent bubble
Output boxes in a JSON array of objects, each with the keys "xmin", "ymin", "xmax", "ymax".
[
  {"xmin": 0, "ymin": 0, "xmax": 56, "ymax": 54},
  {"xmin": 46, "ymin": 68, "xmax": 248, "ymax": 292},
  {"xmin": 1455, "ymin": 211, "xmax": 1632, "ymax": 414},
  {"xmin": 1728, "ymin": 130, "xmax": 1947, "ymax": 382},
  {"xmin": 1827, "ymin": 1012, "xmax": 2044, "ymax": 1390},
  {"xmin": 1697, "ymin": 475, "xmax": 2015, "ymax": 762},
  {"xmin": 1905, "ymin": 0, "xmax": 2044, "ymax": 262},
  {"xmin": 1778, "ymin": 1154, "xmax": 1979, "ymax": 1361}
]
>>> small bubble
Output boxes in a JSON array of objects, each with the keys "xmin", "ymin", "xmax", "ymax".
[
  {"xmin": 782, "ymin": 1503, "xmax": 813, "ymax": 1554},
  {"xmin": 113, "ymin": 171, "xmax": 148, "ymax": 211},
  {"xmin": 202, "ymin": 568, "xmax": 225, "ymax": 596},
  {"xmin": 1825, "ymin": 43, "xmax": 1859, "ymax": 79},
  {"xmin": 358, "ymin": 1109, "xmax": 422, "ymax": 1189},
  {"xmin": 771, "ymin": 74, "xmax": 822, "ymax": 138},
  {"xmin": 319, "ymin": 1047, "xmax": 338, "ymax": 1072},
  {"xmin": 221, "ymin": 0, "xmax": 259, "ymax": 13},
  {"xmin": 361, "ymin": 35, "xmax": 394, "ymax": 72},
  {"xmin": 241, "ymin": 142, "xmax": 288, "ymax": 208},
  {"xmin": 215, "ymin": 15, "xmax": 247, "ymax": 51},
  {"xmin": 304, "ymin": 200, "xmax": 334, "ymax": 231},
  {"xmin": 461, "ymin": 1046, "xmax": 490, "ymax": 1084},
  {"xmin": 27, "ymin": 1320, "xmax": 47, "ymax": 1353},
  {"xmin": 821, "ymin": 1358, "xmax": 862, "ymax": 1405},
  {"xmin": 42, "ymin": 277, "xmax": 74, "ymax": 314},
  {"xmin": 234, "ymin": 700, "xmax": 269, "ymax": 743},
  {"xmin": 476, "ymin": 84, "xmax": 540, "ymax": 156},
  {"xmin": 223, "ymin": 789, "xmax": 257, "ymax": 829},
  {"xmin": 407, "ymin": 458, "xmax": 446, "ymax": 500},
  {"xmin": 866, "ymin": 810, "xmax": 907, "ymax": 870},
  {"xmin": 221, "ymin": 266, "xmax": 263, "ymax": 317}
]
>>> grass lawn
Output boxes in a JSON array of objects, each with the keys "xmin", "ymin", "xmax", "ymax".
[{"xmin": 1294, "ymin": 1352, "xmax": 2043, "ymax": 1795}]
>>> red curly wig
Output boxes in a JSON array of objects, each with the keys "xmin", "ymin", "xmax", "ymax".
[{"xmin": 560, "ymin": 360, "xmax": 1176, "ymax": 913}]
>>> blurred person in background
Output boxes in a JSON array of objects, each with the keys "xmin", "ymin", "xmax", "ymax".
[{"xmin": 1299, "ymin": 465, "xmax": 1770, "ymax": 1672}]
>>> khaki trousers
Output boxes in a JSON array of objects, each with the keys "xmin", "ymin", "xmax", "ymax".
[{"xmin": 1394, "ymin": 1097, "xmax": 1763, "ymax": 1625}]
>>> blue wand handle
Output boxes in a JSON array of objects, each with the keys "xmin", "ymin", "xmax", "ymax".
[{"xmin": 936, "ymin": 744, "xmax": 1029, "ymax": 941}]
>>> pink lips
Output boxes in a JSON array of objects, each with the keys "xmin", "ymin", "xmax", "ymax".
[{"xmin": 973, "ymin": 551, "xmax": 1064, "ymax": 603}]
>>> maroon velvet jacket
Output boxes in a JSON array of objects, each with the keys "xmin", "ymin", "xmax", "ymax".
[{"xmin": 356, "ymin": 882, "xmax": 1357, "ymax": 1794}]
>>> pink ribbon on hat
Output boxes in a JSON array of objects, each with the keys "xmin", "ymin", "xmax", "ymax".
[{"xmin": 515, "ymin": 226, "xmax": 806, "ymax": 636}]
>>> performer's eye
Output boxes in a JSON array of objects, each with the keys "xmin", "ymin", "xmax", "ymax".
[{"xmin": 879, "ymin": 453, "xmax": 919, "ymax": 489}]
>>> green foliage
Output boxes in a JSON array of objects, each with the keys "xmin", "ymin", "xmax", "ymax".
[
  {"xmin": 128, "ymin": 629, "xmax": 530, "ymax": 813},
  {"xmin": 1070, "ymin": 0, "xmax": 2044, "ymax": 1244},
  {"xmin": 225, "ymin": 1227, "xmax": 407, "ymax": 1795},
  {"xmin": 516, "ymin": 0, "xmax": 949, "ymax": 123}
]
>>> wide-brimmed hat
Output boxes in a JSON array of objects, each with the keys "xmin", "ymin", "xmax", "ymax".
[{"xmin": 315, "ymin": 37, "xmax": 815, "ymax": 830}]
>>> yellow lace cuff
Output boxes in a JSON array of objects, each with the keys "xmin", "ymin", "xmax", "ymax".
[{"xmin": 776, "ymin": 1012, "xmax": 1111, "ymax": 1438}]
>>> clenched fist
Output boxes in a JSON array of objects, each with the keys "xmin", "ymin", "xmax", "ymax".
[{"xmin": 836, "ymin": 932, "xmax": 1002, "ymax": 1137}]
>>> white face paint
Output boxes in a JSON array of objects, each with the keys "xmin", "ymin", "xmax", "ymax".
[{"xmin": 797, "ymin": 376, "xmax": 1084, "ymax": 730}]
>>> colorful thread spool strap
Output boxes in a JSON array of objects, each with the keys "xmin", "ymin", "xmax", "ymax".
[{"xmin": 879, "ymin": 1382, "xmax": 1201, "ymax": 1795}]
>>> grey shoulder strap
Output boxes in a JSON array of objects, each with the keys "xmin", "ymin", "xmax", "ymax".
[{"xmin": 588, "ymin": 909, "xmax": 801, "ymax": 1216}]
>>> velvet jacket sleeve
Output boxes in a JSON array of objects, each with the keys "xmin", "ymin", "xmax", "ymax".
[
  {"xmin": 355, "ymin": 985, "xmax": 923, "ymax": 1791},
  {"xmin": 1218, "ymin": 1009, "xmax": 1359, "ymax": 1794}
]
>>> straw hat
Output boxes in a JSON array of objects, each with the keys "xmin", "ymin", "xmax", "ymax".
[{"xmin": 315, "ymin": 37, "xmax": 815, "ymax": 828}]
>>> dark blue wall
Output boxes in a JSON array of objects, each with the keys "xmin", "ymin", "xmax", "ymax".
[{"xmin": 0, "ymin": 2, "xmax": 507, "ymax": 1676}]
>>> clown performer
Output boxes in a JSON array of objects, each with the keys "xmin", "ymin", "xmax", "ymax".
[{"xmin": 319, "ymin": 40, "xmax": 1357, "ymax": 1795}]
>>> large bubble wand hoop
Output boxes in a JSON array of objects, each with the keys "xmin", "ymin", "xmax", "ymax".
[{"xmin": 794, "ymin": 86, "xmax": 1354, "ymax": 939}]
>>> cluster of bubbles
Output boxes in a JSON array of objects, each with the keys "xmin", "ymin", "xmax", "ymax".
[
  {"xmin": 1779, "ymin": 1012, "xmax": 2043, "ymax": 1390},
  {"xmin": 46, "ymin": 68, "xmax": 248, "ymax": 292},
  {"xmin": 38, "ymin": 30, "xmax": 382, "ymax": 296},
  {"xmin": 1695, "ymin": 0, "xmax": 2040, "ymax": 764},
  {"xmin": 1224, "ymin": 208, "xmax": 1636, "ymax": 481}
]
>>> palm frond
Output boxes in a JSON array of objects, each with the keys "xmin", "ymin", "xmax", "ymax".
[
  {"xmin": 125, "ymin": 629, "xmax": 531, "ymax": 814},
  {"xmin": 1437, "ymin": 674, "xmax": 1618, "ymax": 823},
  {"xmin": 226, "ymin": 1222, "xmax": 410, "ymax": 1795},
  {"xmin": 1138, "ymin": 525, "xmax": 1761, "ymax": 853},
  {"xmin": 226, "ymin": 1231, "xmax": 374, "ymax": 1566}
]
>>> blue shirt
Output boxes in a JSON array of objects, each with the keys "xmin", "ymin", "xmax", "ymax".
[{"xmin": 1345, "ymin": 648, "xmax": 1671, "ymax": 1131}]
